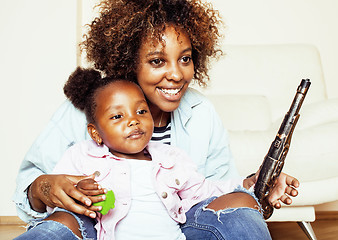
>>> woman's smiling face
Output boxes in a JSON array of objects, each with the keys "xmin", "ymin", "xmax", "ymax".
[{"xmin": 136, "ymin": 25, "xmax": 194, "ymax": 113}]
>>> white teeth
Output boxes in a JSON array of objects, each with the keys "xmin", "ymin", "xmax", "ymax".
[{"xmin": 159, "ymin": 88, "xmax": 181, "ymax": 95}]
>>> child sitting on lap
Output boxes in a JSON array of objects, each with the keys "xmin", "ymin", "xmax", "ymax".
[{"xmin": 50, "ymin": 67, "xmax": 259, "ymax": 240}]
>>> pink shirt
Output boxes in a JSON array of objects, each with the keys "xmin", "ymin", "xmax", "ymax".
[{"xmin": 52, "ymin": 140, "xmax": 244, "ymax": 240}]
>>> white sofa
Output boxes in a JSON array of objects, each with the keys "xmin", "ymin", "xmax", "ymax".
[{"xmin": 192, "ymin": 44, "xmax": 338, "ymax": 239}]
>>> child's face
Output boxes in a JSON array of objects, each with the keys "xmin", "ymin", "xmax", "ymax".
[
  {"xmin": 136, "ymin": 25, "xmax": 194, "ymax": 113},
  {"xmin": 93, "ymin": 81, "xmax": 154, "ymax": 159}
]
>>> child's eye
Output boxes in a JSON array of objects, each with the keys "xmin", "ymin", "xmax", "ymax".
[
  {"xmin": 111, "ymin": 114, "xmax": 122, "ymax": 120},
  {"xmin": 137, "ymin": 109, "xmax": 148, "ymax": 115}
]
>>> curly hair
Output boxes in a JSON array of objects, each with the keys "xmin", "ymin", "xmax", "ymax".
[{"xmin": 81, "ymin": 0, "xmax": 223, "ymax": 86}]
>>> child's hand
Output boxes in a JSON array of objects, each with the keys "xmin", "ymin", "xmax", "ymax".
[
  {"xmin": 267, "ymin": 172, "xmax": 299, "ymax": 209},
  {"xmin": 76, "ymin": 178, "xmax": 108, "ymax": 213}
]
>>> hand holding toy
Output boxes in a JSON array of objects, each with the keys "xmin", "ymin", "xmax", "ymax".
[{"xmin": 93, "ymin": 190, "xmax": 115, "ymax": 215}]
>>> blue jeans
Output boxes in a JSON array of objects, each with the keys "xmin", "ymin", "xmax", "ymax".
[
  {"xmin": 180, "ymin": 196, "xmax": 272, "ymax": 240},
  {"xmin": 15, "ymin": 192, "xmax": 270, "ymax": 239},
  {"xmin": 14, "ymin": 208, "xmax": 97, "ymax": 240}
]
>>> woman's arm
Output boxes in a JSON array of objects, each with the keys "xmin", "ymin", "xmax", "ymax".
[
  {"xmin": 28, "ymin": 174, "xmax": 102, "ymax": 218},
  {"xmin": 171, "ymin": 89, "xmax": 240, "ymax": 181},
  {"xmin": 13, "ymin": 101, "xmax": 90, "ymax": 222}
]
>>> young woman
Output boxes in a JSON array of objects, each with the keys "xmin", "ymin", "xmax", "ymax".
[{"xmin": 14, "ymin": 0, "xmax": 298, "ymax": 239}]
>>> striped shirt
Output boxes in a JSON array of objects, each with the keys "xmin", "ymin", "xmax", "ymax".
[{"xmin": 150, "ymin": 120, "xmax": 171, "ymax": 145}]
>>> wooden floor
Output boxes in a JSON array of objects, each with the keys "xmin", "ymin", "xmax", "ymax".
[
  {"xmin": 267, "ymin": 221, "xmax": 338, "ymax": 239},
  {"xmin": 1, "ymin": 213, "xmax": 338, "ymax": 239},
  {"xmin": 267, "ymin": 211, "xmax": 338, "ymax": 239}
]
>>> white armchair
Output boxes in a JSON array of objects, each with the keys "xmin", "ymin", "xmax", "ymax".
[{"xmin": 193, "ymin": 44, "xmax": 338, "ymax": 240}]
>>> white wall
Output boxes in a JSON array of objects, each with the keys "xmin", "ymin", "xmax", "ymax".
[
  {"xmin": 0, "ymin": 1, "xmax": 77, "ymax": 216},
  {"xmin": 211, "ymin": 0, "xmax": 338, "ymax": 99},
  {"xmin": 1, "ymin": 0, "xmax": 337, "ymax": 216}
]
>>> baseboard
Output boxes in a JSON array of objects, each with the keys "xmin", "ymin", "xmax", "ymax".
[
  {"xmin": 0, "ymin": 216, "xmax": 25, "ymax": 225},
  {"xmin": 1, "ymin": 211, "xmax": 338, "ymax": 225}
]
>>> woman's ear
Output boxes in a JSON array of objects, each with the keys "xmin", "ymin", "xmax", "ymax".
[{"xmin": 88, "ymin": 123, "xmax": 103, "ymax": 146}]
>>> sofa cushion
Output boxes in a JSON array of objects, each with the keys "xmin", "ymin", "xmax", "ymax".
[
  {"xmin": 207, "ymin": 94, "xmax": 272, "ymax": 131},
  {"xmin": 229, "ymin": 119, "xmax": 338, "ymax": 182}
]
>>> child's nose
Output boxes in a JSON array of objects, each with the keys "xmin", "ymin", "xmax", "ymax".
[{"xmin": 128, "ymin": 118, "xmax": 140, "ymax": 127}]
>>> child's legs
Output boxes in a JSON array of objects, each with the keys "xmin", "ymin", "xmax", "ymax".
[
  {"xmin": 181, "ymin": 190, "xmax": 272, "ymax": 240},
  {"xmin": 14, "ymin": 209, "xmax": 97, "ymax": 240}
]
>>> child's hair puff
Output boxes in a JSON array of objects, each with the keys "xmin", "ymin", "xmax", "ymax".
[
  {"xmin": 64, "ymin": 67, "xmax": 113, "ymax": 124},
  {"xmin": 64, "ymin": 67, "xmax": 101, "ymax": 111}
]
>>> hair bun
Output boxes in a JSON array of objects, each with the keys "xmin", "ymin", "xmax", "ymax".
[{"xmin": 64, "ymin": 67, "xmax": 102, "ymax": 111}]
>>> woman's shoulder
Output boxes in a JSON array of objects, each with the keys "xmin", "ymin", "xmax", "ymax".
[
  {"xmin": 51, "ymin": 100, "xmax": 86, "ymax": 122},
  {"xmin": 184, "ymin": 87, "xmax": 209, "ymax": 101},
  {"xmin": 180, "ymin": 87, "xmax": 218, "ymax": 113}
]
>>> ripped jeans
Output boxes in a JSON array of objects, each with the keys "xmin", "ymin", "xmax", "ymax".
[
  {"xmin": 13, "ymin": 208, "xmax": 97, "ymax": 240},
  {"xmin": 14, "ymin": 189, "xmax": 270, "ymax": 240},
  {"xmin": 180, "ymin": 189, "xmax": 272, "ymax": 240}
]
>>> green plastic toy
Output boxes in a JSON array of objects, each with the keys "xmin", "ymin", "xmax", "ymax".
[{"xmin": 93, "ymin": 190, "xmax": 115, "ymax": 215}]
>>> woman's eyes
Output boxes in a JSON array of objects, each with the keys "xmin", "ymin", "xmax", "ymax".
[
  {"xmin": 181, "ymin": 56, "xmax": 192, "ymax": 64},
  {"xmin": 149, "ymin": 55, "xmax": 192, "ymax": 67},
  {"xmin": 149, "ymin": 58, "xmax": 164, "ymax": 67}
]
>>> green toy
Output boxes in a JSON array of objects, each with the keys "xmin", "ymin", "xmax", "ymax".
[{"xmin": 93, "ymin": 190, "xmax": 116, "ymax": 215}]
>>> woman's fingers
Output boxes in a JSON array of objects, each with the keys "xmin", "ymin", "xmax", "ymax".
[
  {"xmin": 285, "ymin": 185, "xmax": 298, "ymax": 197},
  {"xmin": 266, "ymin": 172, "xmax": 299, "ymax": 209},
  {"xmin": 55, "ymin": 190, "xmax": 97, "ymax": 218},
  {"xmin": 285, "ymin": 174, "xmax": 300, "ymax": 188},
  {"xmin": 31, "ymin": 174, "xmax": 107, "ymax": 218}
]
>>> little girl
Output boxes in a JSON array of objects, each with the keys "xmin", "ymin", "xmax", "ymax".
[{"xmin": 49, "ymin": 67, "xmax": 270, "ymax": 240}]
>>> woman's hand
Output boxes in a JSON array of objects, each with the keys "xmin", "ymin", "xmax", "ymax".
[
  {"xmin": 28, "ymin": 173, "xmax": 106, "ymax": 218},
  {"xmin": 268, "ymin": 172, "xmax": 299, "ymax": 209},
  {"xmin": 243, "ymin": 171, "xmax": 299, "ymax": 209}
]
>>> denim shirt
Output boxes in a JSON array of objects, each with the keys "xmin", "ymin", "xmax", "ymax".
[
  {"xmin": 50, "ymin": 140, "xmax": 243, "ymax": 240},
  {"xmin": 13, "ymin": 88, "xmax": 239, "ymax": 222}
]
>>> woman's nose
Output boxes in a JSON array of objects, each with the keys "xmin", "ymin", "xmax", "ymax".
[{"xmin": 166, "ymin": 63, "xmax": 183, "ymax": 82}]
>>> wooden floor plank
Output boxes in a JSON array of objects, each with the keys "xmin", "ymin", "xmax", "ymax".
[{"xmin": 1, "ymin": 213, "xmax": 338, "ymax": 239}]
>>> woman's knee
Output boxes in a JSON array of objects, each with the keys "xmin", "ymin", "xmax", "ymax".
[
  {"xmin": 44, "ymin": 211, "xmax": 82, "ymax": 239},
  {"xmin": 206, "ymin": 192, "xmax": 260, "ymax": 212}
]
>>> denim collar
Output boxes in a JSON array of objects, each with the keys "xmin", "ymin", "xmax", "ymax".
[{"xmin": 174, "ymin": 87, "xmax": 203, "ymax": 127}]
